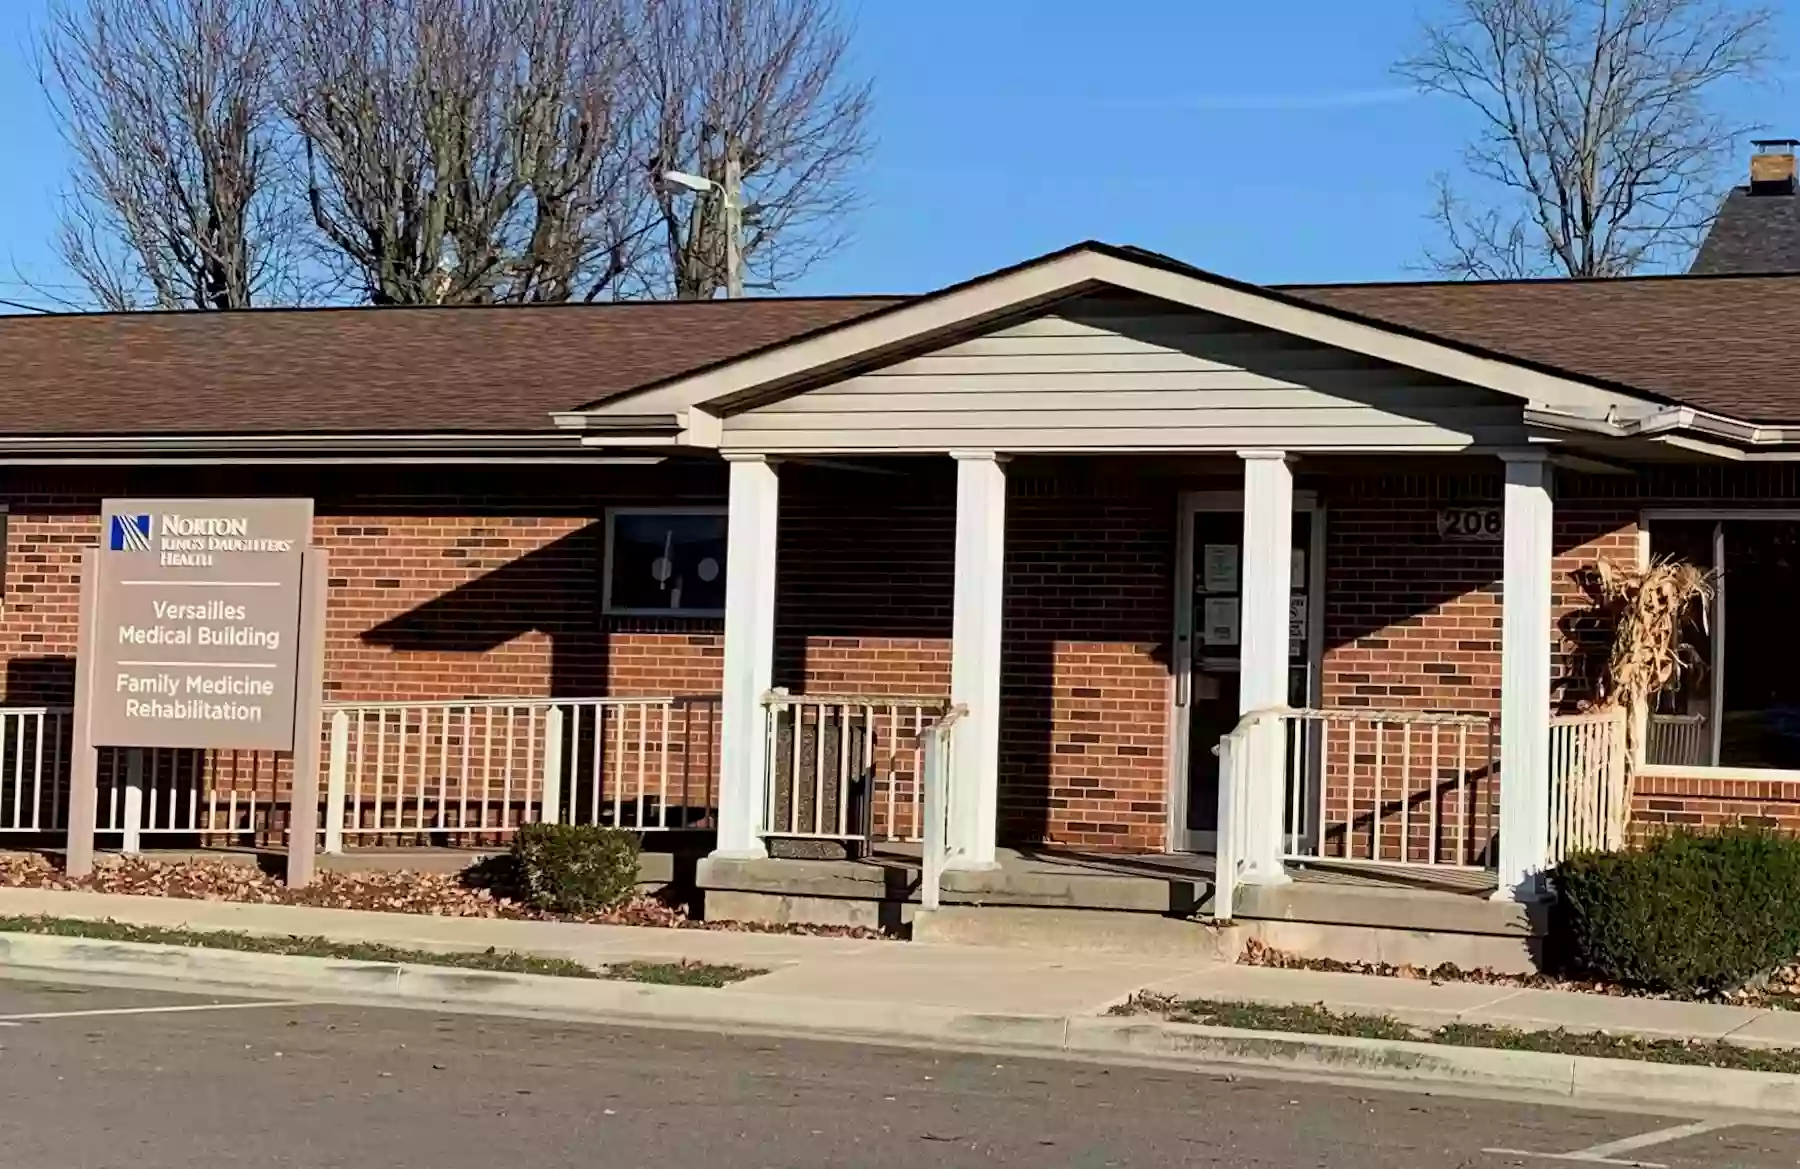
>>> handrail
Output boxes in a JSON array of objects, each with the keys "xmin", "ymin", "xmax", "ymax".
[
  {"xmin": 762, "ymin": 688, "xmax": 949, "ymax": 707},
  {"xmin": 1287, "ymin": 706, "xmax": 1491, "ymax": 726},
  {"xmin": 1551, "ymin": 709, "xmax": 1628, "ymax": 726},
  {"xmin": 1217, "ymin": 705, "xmax": 1491, "ymax": 751},
  {"xmin": 324, "ymin": 694, "xmax": 704, "ymax": 712},
  {"xmin": 932, "ymin": 703, "xmax": 970, "ymax": 732},
  {"xmin": 917, "ymin": 703, "xmax": 967, "ymax": 914}
]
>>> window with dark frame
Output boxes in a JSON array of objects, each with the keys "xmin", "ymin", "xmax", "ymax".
[
  {"xmin": 1645, "ymin": 517, "xmax": 1800, "ymax": 771},
  {"xmin": 603, "ymin": 509, "xmax": 727, "ymax": 617}
]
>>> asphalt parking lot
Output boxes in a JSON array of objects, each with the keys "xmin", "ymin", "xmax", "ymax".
[{"xmin": 0, "ymin": 976, "xmax": 1794, "ymax": 1169}]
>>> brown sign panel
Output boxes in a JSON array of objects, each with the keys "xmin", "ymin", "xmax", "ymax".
[{"xmin": 89, "ymin": 499, "xmax": 314, "ymax": 751}]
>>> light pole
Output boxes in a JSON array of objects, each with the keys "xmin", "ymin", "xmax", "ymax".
[{"xmin": 659, "ymin": 150, "xmax": 743, "ymax": 299}]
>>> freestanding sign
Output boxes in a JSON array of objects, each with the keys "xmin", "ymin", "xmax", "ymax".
[
  {"xmin": 66, "ymin": 499, "xmax": 329, "ymax": 886},
  {"xmin": 90, "ymin": 499, "xmax": 312, "ymax": 751}
]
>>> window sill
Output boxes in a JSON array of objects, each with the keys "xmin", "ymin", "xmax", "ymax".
[{"xmin": 1638, "ymin": 763, "xmax": 1800, "ymax": 783}]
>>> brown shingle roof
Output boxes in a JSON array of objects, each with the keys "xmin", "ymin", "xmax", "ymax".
[
  {"xmin": 1287, "ymin": 272, "xmax": 1800, "ymax": 424},
  {"xmin": 6, "ymin": 256, "xmax": 1800, "ymax": 439},
  {"xmin": 0, "ymin": 297, "xmax": 896, "ymax": 436}
]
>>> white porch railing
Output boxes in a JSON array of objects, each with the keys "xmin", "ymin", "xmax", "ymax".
[
  {"xmin": 1646, "ymin": 712, "xmax": 1708, "ymax": 767},
  {"xmin": 1211, "ymin": 710, "xmax": 1260, "ymax": 922},
  {"xmin": 761, "ymin": 690, "xmax": 948, "ymax": 844},
  {"xmin": 0, "ymin": 707, "xmax": 73, "ymax": 834},
  {"xmin": 0, "ymin": 696, "xmax": 721, "ymax": 850},
  {"xmin": 98, "ymin": 746, "xmax": 285, "ymax": 845},
  {"xmin": 1547, "ymin": 708, "xmax": 1629, "ymax": 862},
  {"xmin": 320, "ymin": 696, "xmax": 720, "ymax": 850},
  {"xmin": 916, "ymin": 703, "xmax": 966, "ymax": 912},
  {"xmin": 1280, "ymin": 707, "xmax": 1500, "ymax": 869}
]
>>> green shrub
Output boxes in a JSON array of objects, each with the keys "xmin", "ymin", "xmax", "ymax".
[
  {"xmin": 510, "ymin": 823, "xmax": 641, "ymax": 915},
  {"xmin": 1552, "ymin": 828, "xmax": 1800, "ymax": 995}
]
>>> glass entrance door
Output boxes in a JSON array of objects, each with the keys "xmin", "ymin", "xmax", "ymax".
[{"xmin": 1173, "ymin": 493, "xmax": 1320, "ymax": 851}]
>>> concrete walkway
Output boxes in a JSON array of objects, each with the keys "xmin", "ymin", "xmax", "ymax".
[{"xmin": 2, "ymin": 886, "xmax": 1798, "ymax": 1048}]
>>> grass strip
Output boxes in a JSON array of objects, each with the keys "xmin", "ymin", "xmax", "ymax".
[
  {"xmin": 0, "ymin": 915, "xmax": 765, "ymax": 987},
  {"xmin": 1113, "ymin": 992, "xmax": 1800, "ymax": 1074}
]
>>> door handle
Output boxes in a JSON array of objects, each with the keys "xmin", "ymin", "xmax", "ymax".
[{"xmin": 1175, "ymin": 636, "xmax": 1192, "ymax": 707}]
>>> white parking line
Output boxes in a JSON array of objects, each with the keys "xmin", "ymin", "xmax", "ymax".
[
  {"xmin": 0, "ymin": 1000, "xmax": 312, "ymax": 1023},
  {"xmin": 1484, "ymin": 1119, "xmax": 1733, "ymax": 1168}
]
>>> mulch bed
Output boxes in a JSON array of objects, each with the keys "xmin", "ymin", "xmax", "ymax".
[
  {"xmin": 1237, "ymin": 937, "xmax": 1800, "ymax": 1009},
  {"xmin": 0, "ymin": 853, "xmax": 887, "ymax": 939}
]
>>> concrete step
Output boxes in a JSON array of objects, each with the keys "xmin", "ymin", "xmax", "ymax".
[
  {"xmin": 696, "ymin": 855, "xmax": 1205, "ymax": 914},
  {"xmin": 911, "ymin": 905, "xmax": 1240, "ymax": 960}
]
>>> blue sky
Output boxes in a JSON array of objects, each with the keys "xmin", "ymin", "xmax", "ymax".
[{"xmin": 0, "ymin": 0, "xmax": 1793, "ymax": 305}]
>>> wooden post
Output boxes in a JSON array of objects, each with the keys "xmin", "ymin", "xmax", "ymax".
[{"xmin": 285, "ymin": 550, "xmax": 330, "ymax": 888}]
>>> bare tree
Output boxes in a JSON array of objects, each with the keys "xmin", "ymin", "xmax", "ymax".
[
  {"xmin": 495, "ymin": 1, "xmax": 654, "ymax": 302},
  {"xmin": 635, "ymin": 0, "xmax": 871, "ymax": 299},
  {"xmin": 1397, "ymin": 0, "xmax": 1774, "ymax": 279},
  {"xmin": 40, "ymin": 0, "xmax": 870, "ymax": 307},
  {"xmin": 277, "ymin": 0, "xmax": 644, "ymax": 305},
  {"xmin": 39, "ymin": 0, "xmax": 293, "ymax": 310}
]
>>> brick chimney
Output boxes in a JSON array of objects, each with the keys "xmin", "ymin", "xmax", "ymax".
[{"xmin": 1750, "ymin": 138, "xmax": 1798, "ymax": 196}]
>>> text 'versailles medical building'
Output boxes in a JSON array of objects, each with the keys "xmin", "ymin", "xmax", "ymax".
[{"xmin": 90, "ymin": 499, "xmax": 313, "ymax": 752}]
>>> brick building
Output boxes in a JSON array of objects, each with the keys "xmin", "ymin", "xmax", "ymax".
[{"xmin": 7, "ymin": 241, "xmax": 1800, "ymax": 916}]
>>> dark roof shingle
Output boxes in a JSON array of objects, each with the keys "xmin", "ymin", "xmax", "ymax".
[
  {"xmin": 1288, "ymin": 273, "xmax": 1800, "ymax": 424},
  {"xmin": 1690, "ymin": 187, "xmax": 1800, "ymax": 275},
  {"xmin": 6, "ymin": 254, "xmax": 1800, "ymax": 436},
  {"xmin": 0, "ymin": 297, "xmax": 896, "ymax": 436}
]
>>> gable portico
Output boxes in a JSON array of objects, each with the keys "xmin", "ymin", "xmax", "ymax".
[{"xmin": 559, "ymin": 244, "xmax": 1670, "ymax": 905}]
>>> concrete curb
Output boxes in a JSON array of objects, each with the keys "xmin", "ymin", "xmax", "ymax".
[{"xmin": 5, "ymin": 931, "xmax": 1800, "ymax": 1113}]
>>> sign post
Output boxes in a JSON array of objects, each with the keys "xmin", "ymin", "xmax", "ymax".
[
  {"xmin": 284, "ymin": 551, "xmax": 330, "ymax": 887},
  {"xmin": 64, "ymin": 549, "xmax": 101, "ymax": 879},
  {"xmin": 66, "ymin": 499, "xmax": 326, "ymax": 884}
]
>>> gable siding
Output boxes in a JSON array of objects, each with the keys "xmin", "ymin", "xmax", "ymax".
[{"xmin": 717, "ymin": 295, "xmax": 1530, "ymax": 453}]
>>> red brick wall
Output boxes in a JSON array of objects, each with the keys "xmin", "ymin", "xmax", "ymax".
[
  {"xmin": 1311, "ymin": 473, "xmax": 1643, "ymax": 863},
  {"xmin": 0, "ymin": 461, "xmax": 1180, "ymax": 852},
  {"xmin": 1311, "ymin": 466, "xmax": 1800, "ymax": 852},
  {"xmin": 999, "ymin": 472, "xmax": 1173, "ymax": 852},
  {"xmin": 0, "ymin": 465, "xmax": 731, "ymax": 706},
  {"xmin": 26, "ymin": 458, "xmax": 1800, "ymax": 856},
  {"xmin": 1315, "ymin": 473, "xmax": 1502, "ymax": 862},
  {"xmin": 773, "ymin": 462, "xmax": 1176, "ymax": 852},
  {"xmin": 1631, "ymin": 774, "xmax": 1800, "ymax": 836},
  {"xmin": 774, "ymin": 463, "xmax": 954, "ymax": 696}
]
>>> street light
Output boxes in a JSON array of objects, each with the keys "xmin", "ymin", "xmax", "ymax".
[{"xmin": 659, "ymin": 156, "xmax": 743, "ymax": 299}]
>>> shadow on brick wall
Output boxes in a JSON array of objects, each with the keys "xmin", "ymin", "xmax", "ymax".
[
  {"xmin": 360, "ymin": 523, "xmax": 722, "ymax": 840},
  {"xmin": 7, "ymin": 657, "xmax": 75, "ymax": 705},
  {"xmin": 771, "ymin": 463, "xmax": 956, "ymax": 692},
  {"xmin": 361, "ymin": 525, "xmax": 608, "ymax": 699}
]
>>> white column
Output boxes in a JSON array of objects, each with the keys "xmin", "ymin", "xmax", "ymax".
[
  {"xmin": 946, "ymin": 451, "xmax": 1007, "ymax": 871},
  {"xmin": 1495, "ymin": 450, "xmax": 1553, "ymax": 901},
  {"xmin": 1238, "ymin": 451, "xmax": 1294, "ymax": 885},
  {"xmin": 711, "ymin": 454, "xmax": 780, "ymax": 860}
]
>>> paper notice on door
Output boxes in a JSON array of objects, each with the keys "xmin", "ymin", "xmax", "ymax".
[
  {"xmin": 1203, "ymin": 596, "xmax": 1239, "ymax": 646},
  {"xmin": 1290, "ymin": 595, "xmax": 1307, "ymax": 657},
  {"xmin": 1201, "ymin": 544, "xmax": 1238, "ymax": 593}
]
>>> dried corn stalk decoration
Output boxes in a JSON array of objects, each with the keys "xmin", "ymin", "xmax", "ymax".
[{"xmin": 1590, "ymin": 556, "xmax": 1715, "ymax": 838}]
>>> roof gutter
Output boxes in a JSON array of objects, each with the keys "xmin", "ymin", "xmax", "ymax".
[
  {"xmin": 0, "ymin": 431, "xmax": 649, "ymax": 461},
  {"xmin": 1525, "ymin": 404, "xmax": 1800, "ymax": 447},
  {"xmin": 551, "ymin": 412, "xmax": 682, "ymax": 431}
]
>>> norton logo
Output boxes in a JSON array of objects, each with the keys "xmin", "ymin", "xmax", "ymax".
[{"xmin": 109, "ymin": 514, "xmax": 154, "ymax": 552}]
